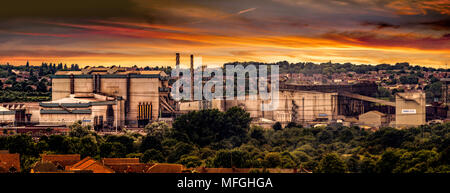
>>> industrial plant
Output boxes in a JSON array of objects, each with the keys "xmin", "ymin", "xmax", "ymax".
[{"xmin": 0, "ymin": 54, "xmax": 448, "ymax": 135}]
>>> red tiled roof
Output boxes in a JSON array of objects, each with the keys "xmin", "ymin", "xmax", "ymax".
[
  {"xmin": 107, "ymin": 163, "xmax": 153, "ymax": 173},
  {"xmin": 194, "ymin": 167, "xmax": 250, "ymax": 173},
  {"xmin": 101, "ymin": 158, "xmax": 151, "ymax": 173},
  {"xmin": 193, "ymin": 167, "xmax": 302, "ymax": 173},
  {"xmin": 101, "ymin": 158, "xmax": 139, "ymax": 165},
  {"xmin": 0, "ymin": 153, "xmax": 20, "ymax": 173},
  {"xmin": 32, "ymin": 161, "xmax": 58, "ymax": 173},
  {"xmin": 41, "ymin": 154, "xmax": 81, "ymax": 167},
  {"xmin": 146, "ymin": 163, "xmax": 185, "ymax": 173},
  {"xmin": 68, "ymin": 157, "xmax": 114, "ymax": 173}
]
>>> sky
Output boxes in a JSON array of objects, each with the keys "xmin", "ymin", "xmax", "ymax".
[{"xmin": 0, "ymin": 0, "xmax": 449, "ymax": 68}]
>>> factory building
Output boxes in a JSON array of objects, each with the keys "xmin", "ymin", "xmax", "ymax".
[
  {"xmin": 178, "ymin": 72, "xmax": 427, "ymax": 129},
  {"xmin": 179, "ymin": 90, "xmax": 338, "ymax": 124},
  {"xmin": 0, "ymin": 103, "xmax": 40, "ymax": 126},
  {"xmin": 48, "ymin": 66, "xmax": 173, "ymax": 129},
  {"xmin": 358, "ymin": 111, "xmax": 390, "ymax": 128},
  {"xmin": 39, "ymin": 94, "xmax": 119, "ymax": 129},
  {"xmin": 395, "ymin": 91, "xmax": 426, "ymax": 128},
  {"xmin": 223, "ymin": 90, "xmax": 338, "ymax": 123},
  {"xmin": 0, "ymin": 107, "xmax": 15, "ymax": 126}
]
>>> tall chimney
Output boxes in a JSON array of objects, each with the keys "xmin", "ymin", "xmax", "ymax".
[
  {"xmin": 176, "ymin": 53, "xmax": 180, "ymax": 68},
  {"xmin": 190, "ymin": 54, "xmax": 194, "ymax": 101}
]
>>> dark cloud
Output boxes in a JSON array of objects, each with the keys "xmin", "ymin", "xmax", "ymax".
[
  {"xmin": 0, "ymin": 0, "xmax": 143, "ymax": 19},
  {"xmin": 322, "ymin": 30, "xmax": 450, "ymax": 50},
  {"xmin": 419, "ymin": 19, "xmax": 450, "ymax": 30},
  {"xmin": 0, "ymin": 49, "xmax": 133, "ymax": 58},
  {"xmin": 361, "ymin": 21, "xmax": 400, "ymax": 29}
]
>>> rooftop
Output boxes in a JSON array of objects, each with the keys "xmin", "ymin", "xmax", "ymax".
[
  {"xmin": 55, "ymin": 66, "xmax": 167, "ymax": 76},
  {"xmin": 41, "ymin": 154, "xmax": 81, "ymax": 167},
  {"xmin": 0, "ymin": 153, "xmax": 21, "ymax": 172}
]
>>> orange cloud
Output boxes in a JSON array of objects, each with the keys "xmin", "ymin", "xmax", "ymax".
[{"xmin": 387, "ymin": 0, "xmax": 450, "ymax": 15}]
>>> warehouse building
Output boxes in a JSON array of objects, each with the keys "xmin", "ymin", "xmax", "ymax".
[
  {"xmin": 0, "ymin": 106, "xmax": 15, "ymax": 126},
  {"xmin": 358, "ymin": 110, "xmax": 390, "ymax": 128},
  {"xmin": 48, "ymin": 66, "xmax": 173, "ymax": 129},
  {"xmin": 395, "ymin": 91, "xmax": 426, "ymax": 128}
]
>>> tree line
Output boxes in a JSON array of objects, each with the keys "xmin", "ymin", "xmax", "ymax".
[{"xmin": 224, "ymin": 61, "xmax": 449, "ymax": 75}]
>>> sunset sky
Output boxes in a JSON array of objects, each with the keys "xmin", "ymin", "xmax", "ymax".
[{"xmin": 0, "ymin": 0, "xmax": 449, "ymax": 68}]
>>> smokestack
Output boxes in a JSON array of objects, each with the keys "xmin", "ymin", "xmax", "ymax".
[
  {"xmin": 176, "ymin": 53, "xmax": 180, "ymax": 68},
  {"xmin": 190, "ymin": 54, "xmax": 194, "ymax": 101}
]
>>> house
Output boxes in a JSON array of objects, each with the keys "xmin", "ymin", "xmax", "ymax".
[
  {"xmin": 146, "ymin": 163, "xmax": 185, "ymax": 173},
  {"xmin": 31, "ymin": 162, "xmax": 59, "ymax": 173},
  {"xmin": 193, "ymin": 167, "xmax": 250, "ymax": 173},
  {"xmin": 41, "ymin": 154, "xmax": 81, "ymax": 170},
  {"xmin": 67, "ymin": 157, "xmax": 115, "ymax": 173},
  {"xmin": 0, "ymin": 152, "xmax": 20, "ymax": 173},
  {"xmin": 358, "ymin": 110, "xmax": 389, "ymax": 128},
  {"xmin": 101, "ymin": 158, "xmax": 139, "ymax": 165},
  {"xmin": 101, "ymin": 158, "xmax": 151, "ymax": 173},
  {"xmin": 192, "ymin": 167, "xmax": 309, "ymax": 173}
]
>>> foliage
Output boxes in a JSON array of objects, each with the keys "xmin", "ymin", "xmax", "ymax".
[
  {"xmin": 144, "ymin": 122, "xmax": 171, "ymax": 138},
  {"xmin": 172, "ymin": 107, "xmax": 251, "ymax": 147},
  {"xmin": 142, "ymin": 149, "xmax": 165, "ymax": 163},
  {"xmin": 272, "ymin": 122, "xmax": 282, "ymax": 131},
  {"xmin": 1, "ymin": 113, "xmax": 450, "ymax": 173},
  {"xmin": 317, "ymin": 153, "xmax": 347, "ymax": 173}
]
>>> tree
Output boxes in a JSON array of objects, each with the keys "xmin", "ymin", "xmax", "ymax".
[
  {"xmin": 179, "ymin": 155, "xmax": 202, "ymax": 168},
  {"xmin": 366, "ymin": 128, "xmax": 405, "ymax": 151},
  {"xmin": 346, "ymin": 155, "xmax": 360, "ymax": 173},
  {"xmin": 280, "ymin": 153, "xmax": 297, "ymax": 168},
  {"xmin": 376, "ymin": 149, "xmax": 402, "ymax": 173},
  {"xmin": 167, "ymin": 142, "xmax": 195, "ymax": 163},
  {"xmin": 100, "ymin": 142, "xmax": 127, "ymax": 158},
  {"xmin": 286, "ymin": 122, "xmax": 301, "ymax": 128},
  {"xmin": 47, "ymin": 135, "xmax": 71, "ymax": 154},
  {"xmin": 339, "ymin": 129, "xmax": 354, "ymax": 143},
  {"xmin": 105, "ymin": 135, "xmax": 135, "ymax": 155},
  {"xmin": 142, "ymin": 149, "xmax": 165, "ymax": 163},
  {"xmin": 69, "ymin": 121, "xmax": 91, "ymax": 138},
  {"xmin": 212, "ymin": 149, "xmax": 251, "ymax": 168},
  {"xmin": 264, "ymin": 152, "xmax": 282, "ymax": 168},
  {"xmin": 376, "ymin": 87, "xmax": 391, "ymax": 98},
  {"xmin": 272, "ymin": 122, "xmax": 282, "ymax": 131},
  {"xmin": 360, "ymin": 157, "xmax": 376, "ymax": 173},
  {"xmin": 37, "ymin": 80, "xmax": 47, "ymax": 92},
  {"xmin": 173, "ymin": 109, "xmax": 223, "ymax": 146},
  {"xmin": 425, "ymin": 81, "xmax": 442, "ymax": 102},
  {"xmin": 393, "ymin": 150, "xmax": 440, "ymax": 173},
  {"xmin": 144, "ymin": 122, "xmax": 171, "ymax": 138},
  {"xmin": 317, "ymin": 130, "xmax": 333, "ymax": 144},
  {"xmin": 173, "ymin": 107, "xmax": 250, "ymax": 147},
  {"xmin": 6, "ymin": 134, "xmax": 38, "ymax": 156},
  {"xmin": 249, "ymin": 126, "xmax": 266, "ymax": 145},
  {"xmin": 223, "ymin": 107, "xmax": 252, "ymax": 139},
  {"xmin": 317, "ymin": 153, "xmax": 347, "ymax": 173},
  {"xmin": 140, "ymin": 135, "xmax": 162, "ymax": 152},
  {"xmin": 77, "ymin": 136, "xmax": 99, "ymax": 157},
  {"xmin": 399, "ymin": 75, "xmax": 418, "ymax": 84}
]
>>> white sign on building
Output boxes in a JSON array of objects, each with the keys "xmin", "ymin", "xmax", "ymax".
[{"xmin": 401, "ymin": 109, "xmax": 417, "ymax": 114}]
